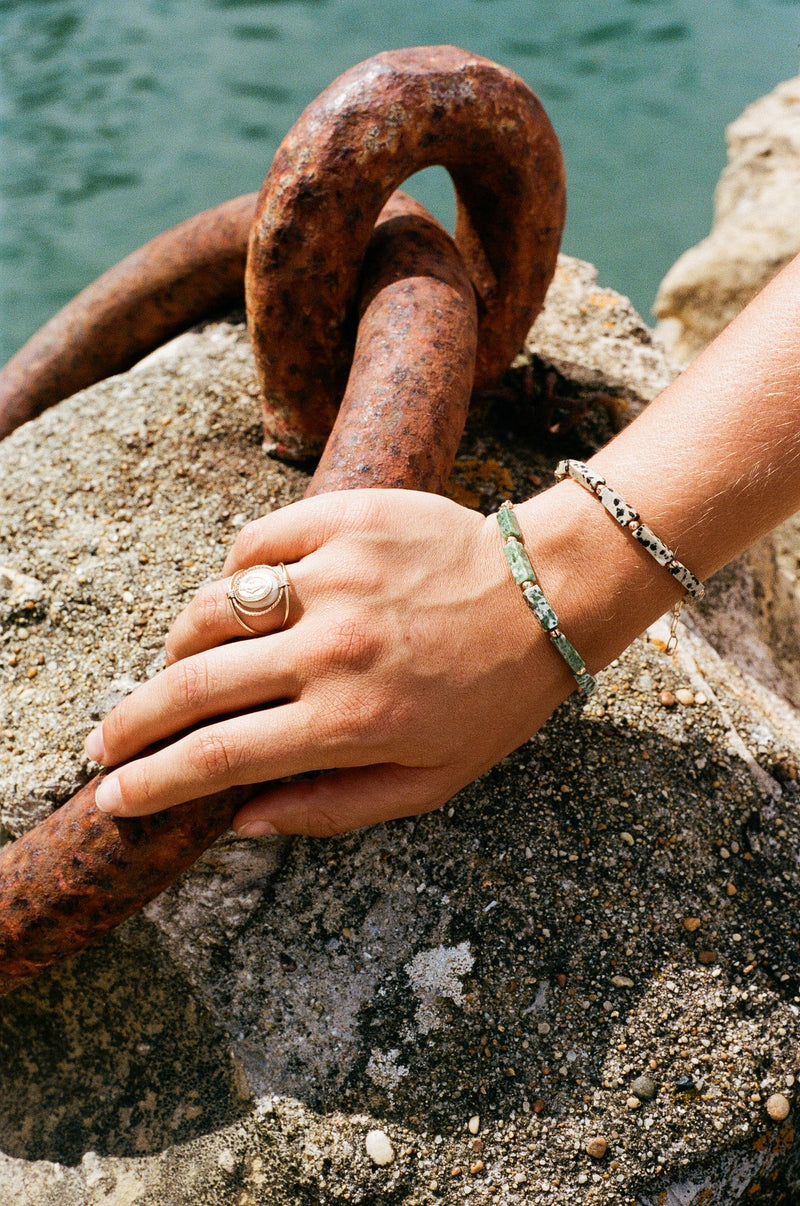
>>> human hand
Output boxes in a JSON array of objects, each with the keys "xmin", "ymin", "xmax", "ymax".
[{"xmin": 86, "ymin": 488, "xmax": 577, "ymax": 837}]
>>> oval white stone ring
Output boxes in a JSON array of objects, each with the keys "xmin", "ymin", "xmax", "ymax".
[{"xmin": 226, "ymin": 563, "xmax": 291, "ymax": 634}]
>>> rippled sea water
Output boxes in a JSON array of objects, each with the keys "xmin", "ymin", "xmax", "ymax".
[{"xmin": 0, "ymin": 0, "xmax": 798, "ymax": 363}]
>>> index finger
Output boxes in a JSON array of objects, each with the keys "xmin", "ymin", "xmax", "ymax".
[{"xmin": 222, "ymin": 488, "xmax": 392, "ymax": 576}]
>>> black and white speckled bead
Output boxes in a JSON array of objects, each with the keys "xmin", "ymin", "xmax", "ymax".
[
  {"xmin": 599, "ymin": 484, "xmax": 638, "ymax": 527},
  {"xmin": 668, "ymin": 561, "xmax": 705, "ymax": 600},
  {"xmin": 553, "ymin": 458, "xmax": 704, "ymax": 608},
  {"xmin": 631, "ymin": 522, "xmax": 674, "ymax": 566},
  {"xmin": 554, "ymin": 459, "xmax": 605, "ymax": 495}
]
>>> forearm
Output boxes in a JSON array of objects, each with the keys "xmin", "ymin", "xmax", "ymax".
[{"xmin": 513, "ymin": 251, "xmax": 800, "ymax": 675}]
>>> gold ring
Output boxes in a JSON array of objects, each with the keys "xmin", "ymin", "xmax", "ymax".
[{"xmin": 226, "ymin": 563, "xmax": 290, "ymax": 634}]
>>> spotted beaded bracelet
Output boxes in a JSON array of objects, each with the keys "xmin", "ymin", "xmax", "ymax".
[
  {"xmin": 497, "ymin": 502, "xmax": 597, "ymax": 695},
  {"xmin": 554, "ymin": 460, "xmax": 705, "ymax": 602}
]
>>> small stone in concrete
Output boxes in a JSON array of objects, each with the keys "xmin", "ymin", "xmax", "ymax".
[
  {"xmin": 659, "ymin": 690, "xmax": 676, "ymax": 706},
  {"xmin": 217, "ymin": 1148, "xmax": 236, "ymax": 1175},
  {"xmin": 365, "ymin": 1129, "xmax": 394, "ymax": 1166},
  {"xmin": 468, "ymin": 1114, "xmax": 480, "ymax": 1135},
  {"xmin": 676, "ymin": 689, "xmax": 695, "ymax": 705},
  {"xmin": 611, "ymin": 974, "xmax": 634, "ymax": 988},
  {"xmin": 683, "ymin": 917, "xmax": 702, "ymax": 932},
  {"xmin": 698, "ymin": 949, "xmax": 718, "ymax": 964},
  {"xmin": 766, "ymin": 1093, "xmax": 791, "ymax": 1121},
  {"xmin": 586, "ymin": 1137, "xmax": 608, "ymax": 1159},
  {"xmin": 630, "ymin": 1076, "xmax": 658, "ymax": 1102}
]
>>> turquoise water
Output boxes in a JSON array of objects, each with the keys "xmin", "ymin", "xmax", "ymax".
[{"xmin": 0, "ymin": 0, "xmax": 798, "ymax": 365}]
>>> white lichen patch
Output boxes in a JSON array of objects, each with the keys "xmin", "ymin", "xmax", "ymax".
[
  {"xmin": 405, "ymin": 942, "xmax": 474, "ymax": 1034},
  {"xmin": 366, "ymin": 1048, "xmax": 409, "ymax": 1095}
]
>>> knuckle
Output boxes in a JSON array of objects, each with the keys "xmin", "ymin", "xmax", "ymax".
[
  {"xmin": 123, "ymin": 756, "xmax": 158, "ymax": 810},
  {"xmin": 301, "ymin": 781, "xmax": 346, "ymax": 838},
  {"xmin": 195, "ymin": 582, "xmax": 227, "ymax": 630},
  {"xmin": 323, "ymin": 613, "xmax": 381, "ymax": 672},
  {"xmin": 166, "ymin": 656, "xmax": 212, "ymax": 711},
  {"xmin": 304, "ymin": 803, "xmax": 343, "ymax": 839},
  {"xmin": 319, "ymin": 689, "xmax": 382, "ymax": 749},
  {"xmin": 101, "ymin": 695, "xmax": 131, "ymax": 751},
  {"xmin": 187, "ymin": 729, "xmax": 237, "ymax": 782}
]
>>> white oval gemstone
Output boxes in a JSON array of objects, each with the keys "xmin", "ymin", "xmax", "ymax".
[{"xmin": 237, "ymin": 567, "xmax": 280, "ymax": 608}]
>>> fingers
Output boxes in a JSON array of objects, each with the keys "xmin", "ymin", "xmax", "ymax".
[
  {"xmin": 86, "ymin": 633, "xmax": 301, "ymax": 768},
  {"xmin": 233, "ymin": 762, "xmax": 453, "ymax": 838},
  {"xmin": 221, "ymin": 489, "xmax": 381, "ymax": 577},
  {"xmin": 165, "ymin": 564, "xmax": 301, "ymax": 665},
  {"xmin": 166, "ymin": 487, "xmax": 386, "ymax": 664},
  {"xmin": 93, "ymin": 700, "xmax": 329, "ymax": 817}
]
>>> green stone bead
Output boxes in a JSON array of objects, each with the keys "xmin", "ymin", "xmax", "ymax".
[
  {"xmin": 575, "ymin": 671, "xmax": 597, "ymax": 695},
  {"xmin": 497, "ymin": 504, "xmax": 522, "ymax": 541},
  {"xmin": 503, "ymin": 538, "xmax": 536, "ymax": 586},
  {"xmin": 523, "ymin": 584, "xmax": 558, "ymax": 630},
  {"xmin": 551, "ymin": 631, "xmax": 586, "ymax": 675}
]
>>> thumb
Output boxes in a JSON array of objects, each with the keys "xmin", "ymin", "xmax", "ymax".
[{"xmin": 233, "ymin": 762, "xmax": 452, "ymax": 838}]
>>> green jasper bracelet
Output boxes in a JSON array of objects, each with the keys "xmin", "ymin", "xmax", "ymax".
[{"xmin": 497, "ymin": 502, "xmax": 596, "ymax": 695}]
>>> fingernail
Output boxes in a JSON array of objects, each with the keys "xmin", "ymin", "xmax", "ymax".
[
  {"xmin": 85, "ymin": 725, "xmax": 105, "ymax": 763},
  {"xmin": 94, "ymin": 776, "xmax": 122, "ymax": 813},
  {"xmin": 236, "ymin": 820, "xmax": 279, "ymax": 838}
]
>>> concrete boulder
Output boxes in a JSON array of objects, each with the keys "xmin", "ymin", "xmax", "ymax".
[{"xmin": 1, "ymin": 262, "xmax": 799, "ymax": 1204}]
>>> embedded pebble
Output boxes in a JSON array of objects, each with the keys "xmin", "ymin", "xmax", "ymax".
[
  {"xmin": 469, "ymin": 1160, "xmax": 484, "ymax": 1175},
  {"xmin": 698, "ymin": 949, "xmax": 718, "ymax": 965},
  {"xmin": 586, "ymin": 1136, "xmax": 607, "ymax": 1159},
  {"xmin": 468, "ymin": 1115, "xmax": 480, "ymax": 1135},
  {"xmin": 626, "ymin": 1096, "xmax": 641, "ymax": 1111},
  {"xmin": 683, "ymin": 917, "xmax": 702, "ymax": 932},
  {"xmin": 766, "ymin": 1093, "xmax": 791, "ymax": 1121},
  {"xmin": 659, "ymin": 690, "xmax": 676, "ymax": 707},
  {"xmin": 611, "ymin": 974, "xmax": 634, "ymax": 988},
  {"xmin": 0, "ymin": 567, "xmax": 45, "ymax": 608},
  {"xmin": 676, "ymin": 688, "xmax": 694, "ymax": 705},
  {"xmin": 217, "ymin": 1148, "xmax": 236, "ymax": 1175},
  {"xmin": 365, "ymin": 1129, "xmax": 394, "ymax": 1166},
  {"xmin": 631, "ymin": 1075, "xmax": 658, "ymax": 1101}
]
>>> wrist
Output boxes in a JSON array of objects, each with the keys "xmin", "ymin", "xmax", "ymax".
[{"xmin": 509, "ymin": 480, "xmax": 685, "ymax": 674}]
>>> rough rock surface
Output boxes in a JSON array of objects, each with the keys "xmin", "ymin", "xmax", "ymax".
[
  {"xmin": 524, "ymin": 254, "xmax": 678, "ymax": 416},
  {"xmin": 1, "ymin": 262, "xmax": 800, "ymax": 1205},
  {"xmin": 652, "ymin": 74, "xmax": 800, "ymax": 365}
]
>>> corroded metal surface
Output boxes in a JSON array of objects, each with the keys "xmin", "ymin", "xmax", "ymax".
[
  {"xmin": 307, "ymin": 190, "xmax": 477, "ymax": 495},
  {"xmin": 0, "ymin": 194, "xmax": 257, "ymax": 440},
  {"xmin": 248, "ymin": 44, "xmax": 565, "ymax": 458},
  {"xmin": 0, "ymin": 778, "xmax": 243, "ymax": 995},
  {"xmin": 0, "ymin": 46, "xmax": 564, "ymax": 992},
  {"xmin": 0, "ymin": 147, "xmax": 480, "ymax": 1000}
]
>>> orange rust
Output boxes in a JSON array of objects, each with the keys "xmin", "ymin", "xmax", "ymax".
[
  {"xmin": 0, "ymin": 47, "xmax": 565, "ymax": 993},
  {"xmin": 248, "ymin": 45, "xmax": 564, "ymax": 458}
]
